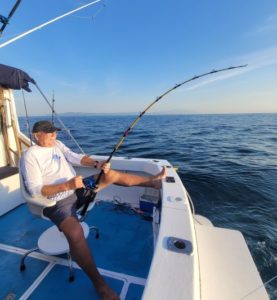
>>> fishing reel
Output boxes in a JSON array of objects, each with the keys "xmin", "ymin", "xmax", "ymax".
[{"xmin": 82, "ymin": 175, "xmax": 97, "ymax": 191}]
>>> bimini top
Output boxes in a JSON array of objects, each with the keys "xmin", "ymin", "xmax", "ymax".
[{"xmin": 0, "ymin": 63, "xmax": 35, "ymax": 92}]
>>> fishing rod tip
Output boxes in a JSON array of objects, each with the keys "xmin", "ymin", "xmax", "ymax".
[{"xmin": 228, "ymin": 64, "xmax": 248, "ymax": 70}]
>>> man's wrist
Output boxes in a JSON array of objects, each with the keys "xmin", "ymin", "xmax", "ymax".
[
  {"xmin": 64, "ymin": 181, "xmax": 71, "ymax": 191},
  {"xmin": 94, "ymin": 160, "xmax": 99, "ymax": 168}
]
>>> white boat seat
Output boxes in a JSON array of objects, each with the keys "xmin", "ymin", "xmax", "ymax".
[
  {"xmin": 18, "ymin": 156, "xmax": 98, "ymax": 282},
  {"xmin": 38, "ymin": 222, "xmax": 90, "ymax": 256},
  {"xmin": 19, "ymin": 166, "xmax": 56, "ymax": 220}
]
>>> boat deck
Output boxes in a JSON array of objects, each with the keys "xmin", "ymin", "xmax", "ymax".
[{"xmin": 0, "ymin": 200, "xmax": 154, "ymax": 299}]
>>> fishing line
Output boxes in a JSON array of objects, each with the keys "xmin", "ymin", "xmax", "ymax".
[
  {"xmin": 70, "ymin": 1, "xmax": 106, "ymax": 20},
  {"xmin": 21, "ymin": 89, "xmax": 33, "ymax": 144},
  {"xmin": 240, "ymin": 274, "xmax": 277, "ymax": 299},
  {"xmin": 0, "ymin": 1, "xmax": 106, "ymax": 43},
  {"xmin": 80, "ymin": 64, "xmax": 248, "ymax": 219},
  {"xmin": 34, "ymin": 83, "xmax": 85, "ymax": 154},
  {"xmin": 17, "ymin": 69, "xmax": 34, "ymax": 145}
]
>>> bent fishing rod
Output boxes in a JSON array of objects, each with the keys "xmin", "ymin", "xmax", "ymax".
[{"xmin": 78, "ymin": 64, "xmax": 247, "ymax": 218}]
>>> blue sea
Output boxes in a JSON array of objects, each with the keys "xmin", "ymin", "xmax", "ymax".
[{"xmin": 19, "ymin": 113, "xmax": 277, "ymax": 298}]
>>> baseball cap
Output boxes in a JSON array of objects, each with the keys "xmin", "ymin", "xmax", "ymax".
[{"xmin": 32, "ymin": 121, "xmax": 61, "ymax": 133}]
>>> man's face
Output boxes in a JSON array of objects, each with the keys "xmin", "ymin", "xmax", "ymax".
[{"xmin": 34, "ymin": 131, "xmax": 57, "ymax": 147}]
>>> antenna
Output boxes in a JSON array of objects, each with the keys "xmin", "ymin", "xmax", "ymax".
[{"xmin": 51, "ymin": 90, "xmax": 55, "ymax": 124}]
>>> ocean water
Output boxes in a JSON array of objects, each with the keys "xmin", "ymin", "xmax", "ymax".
[{"xmin": 19, "ymin": 114, "xmax": 277, "ymax": 298}]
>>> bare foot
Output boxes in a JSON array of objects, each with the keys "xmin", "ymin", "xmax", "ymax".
[
  {"xmin": 151, "ymin": 166, "xmax": 167, "ymax": 189},
  {"xmin": 96, "ymin": 282, "xmax": 120, "ymax": 300}
]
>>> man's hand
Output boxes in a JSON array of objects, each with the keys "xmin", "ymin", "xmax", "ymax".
[
  {"xmin": 81, "ymin": 156, "xmax": 111, "ymax": 174},
  {"xmin": 67, "ymin": 176, "xmax": 84, "ymax": 190},
  {"xmin": 41, "ymin": 175, "xmax": 84, "ymax": 196},
  {"xmin": 97, "ymin": 161, "xmax": 111, "ymax": 174}
]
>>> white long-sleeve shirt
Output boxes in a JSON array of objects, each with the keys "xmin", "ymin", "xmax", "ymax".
[{"xmin": 22, "ymin": 140, "xmax": 84, "ymax": 201}]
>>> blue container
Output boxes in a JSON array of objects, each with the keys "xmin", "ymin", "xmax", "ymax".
[{"xmin": 139, "ymin": 195, "xmax": 159, "ymax": 213}]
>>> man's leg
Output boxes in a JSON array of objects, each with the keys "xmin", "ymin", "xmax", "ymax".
[
  {"xmin": 96, "ymin": 166, "xmax": 167, "ymax": 191},
  {"xmin": 59, "ymin": 217, "xmax": 119, "ymax": 300}
]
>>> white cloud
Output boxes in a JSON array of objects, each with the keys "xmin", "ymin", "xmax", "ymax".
[
  {"xmin": 177, "ymin": 46, "xmax": 277, "ymax": 92},
  {"xmin": 253, "ymin": 13, "xmax": 277, "ymax": 34},
  {"xmin": 184, "ymin": 67, "xmax": 249, "ymax": 91},
  {"xmin": 239, "ymin": 45, "xmax": 277, "ymax": 68},
  {"xmin": 57, "ymin": 80, "xmax": 79, "ymax": 88}
]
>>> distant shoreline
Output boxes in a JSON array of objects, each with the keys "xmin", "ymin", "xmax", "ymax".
[{"xmin": 18, "ymin": 112, "xmax": 277, "ymax": 117}]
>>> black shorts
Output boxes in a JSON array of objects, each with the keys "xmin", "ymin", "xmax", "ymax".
[{"xmin": 43, "ymin": 185, "xmax": 95, "ymax": 228}]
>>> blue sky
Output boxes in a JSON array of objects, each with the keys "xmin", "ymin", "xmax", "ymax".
[{"xmin": 1, "ymin": 0, "xmax": 277, "ymax": 115}]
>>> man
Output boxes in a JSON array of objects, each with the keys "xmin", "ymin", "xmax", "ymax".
[{"xmin": 22, "ymin": 120, "xmax": 166, "ymax": 300}]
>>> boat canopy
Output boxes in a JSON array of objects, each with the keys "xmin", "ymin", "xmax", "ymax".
[{"xmin": 0, "ymin": 64, "xmax": 35, "ymax": 92}]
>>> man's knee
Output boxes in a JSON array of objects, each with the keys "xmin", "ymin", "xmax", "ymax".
[
  {"xmin": 67, "ymin": 225, "xmax": 85, "ymax": 245},
  {"xmin": 102, "ymin": 169, "xmax": 119, "ymax": 183},
  {"xmin": 60, "ymin": 217, "xmax": 85, "ymax": 244}
]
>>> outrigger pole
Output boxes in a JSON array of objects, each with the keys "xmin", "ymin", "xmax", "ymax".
[
  {"xmin": 0, "ymin": 0, "xmax": 21, "ymax": 36},
  {"xmin": 0, "ymin": 0, "xmax": 103, "ymax": 48},
  {"xmin": 80, "ymin": 64, "xmax": 248, "ymax": 218}
]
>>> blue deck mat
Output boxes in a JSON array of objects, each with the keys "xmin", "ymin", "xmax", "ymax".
[
  {"xmin": 0, "ymin": 249, "xmax": 125, "ymax": 300},
  {"xmin": 125, "ymin": 283, "xmax": 145, "ymax": 300},
  {"xmin": 0, "ymin": 201, "xmax": 153, "ymax": 282},
  {"xmin": 0, "ymin": 249, "xmax": 49, "ymax": 300},
  {"xmin": 28, "ymin": 264, "xmax": 124, "ymax": 300},
  {"xmin": 0, "ymin": 204, "xmax": 51, "ymax": 249},
  {"xmin": 85, "ymin": 201, "xmax": 153, "ymax": 278}
]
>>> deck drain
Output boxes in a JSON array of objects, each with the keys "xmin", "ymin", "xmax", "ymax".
[
  {"xmin": 166, "ymin": 237, "xmax": 193, "ymax": 255},
  {"xmin": 4, "ymin": 293, "xmax": 16, "ymax": 300},
  {"xmin": 174, "ymin": 240, "xmax": 186, "ymax": 249}
]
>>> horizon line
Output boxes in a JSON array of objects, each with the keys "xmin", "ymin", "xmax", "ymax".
[{"xmin": 18, "ymin": 111, "xmax": 277, "ymax": 117}]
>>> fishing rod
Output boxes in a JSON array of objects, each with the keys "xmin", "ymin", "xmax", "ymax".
[
  {"xmin": 80, "ymin": 64, "xmax": 248, "ymax": 218},
  {"xmin": 0, "ymin": 0, "xmax": 103, "ymax": 48}
]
